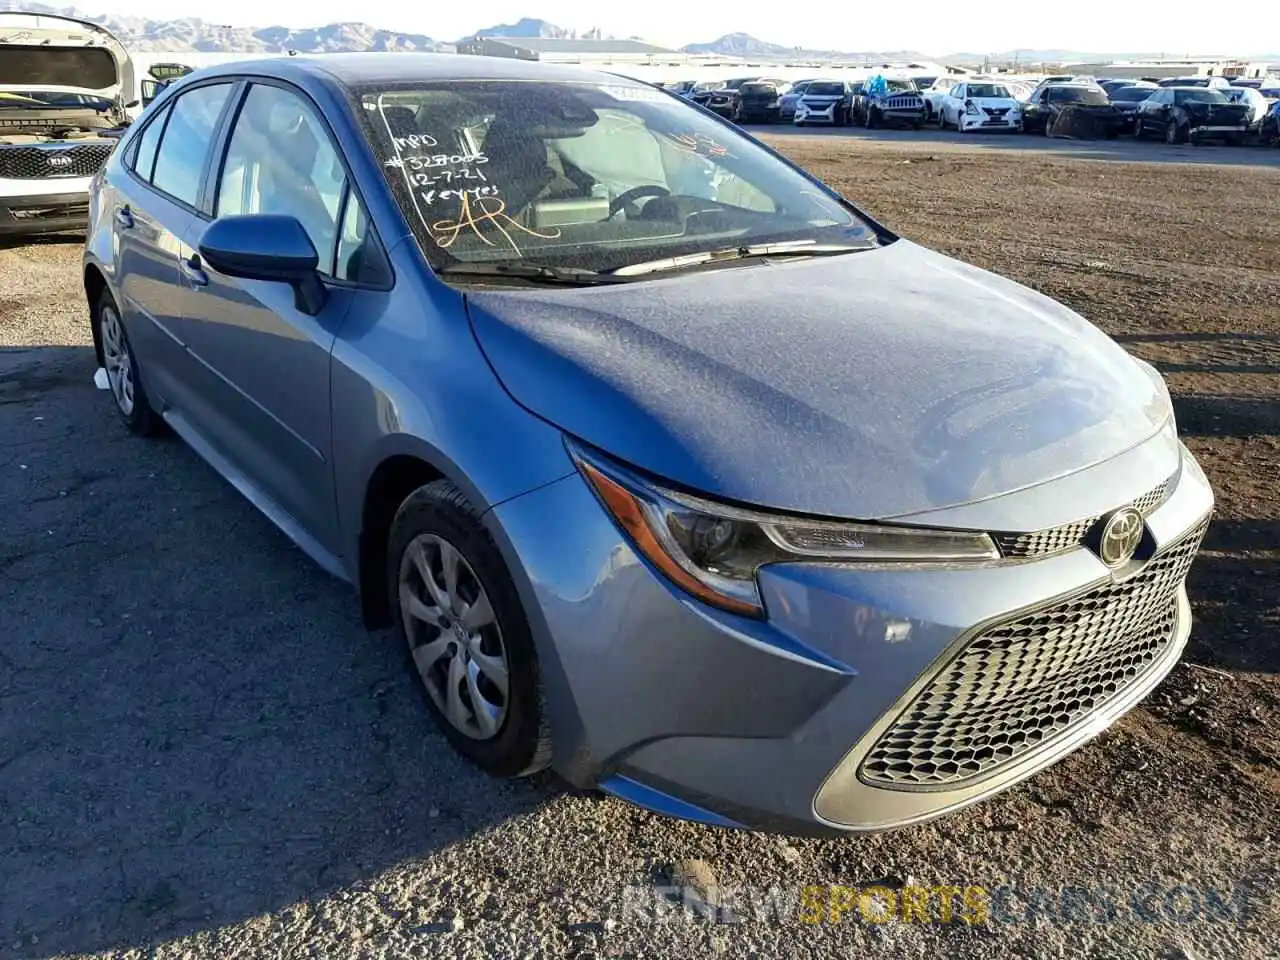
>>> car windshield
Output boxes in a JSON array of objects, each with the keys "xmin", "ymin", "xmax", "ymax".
[
  {"xmin": 886, "ymin": 80, "xmax": 918, "ymax": 92},
  {"xmin": 740, "ymin": 83, "xmax": 776, "ymax": 95},
  {"xmin": 360, "ymin": 81, "xmax": 879, "ymax": 275},
  {"xmin": 806, "ymin": 82, "xmax": 845, "ymax": 96},
  {"xmin": 1048, "ymin": 87, "xmax": 1108, "ymax": 105},
  {"xmin": 1112, "ymin": 86, "xmax": 1156, "ymax": 101},
  {"xmin": 1175, "ymin": 89, "xmax": 1229, "ymax": 104},
  {"xmin": 0, "ymin": 90, "xmax": 114, "ymax": 110},
  {"xmin": 967, "ymin": 84, "xmax": 1011, "ymax": 98}
]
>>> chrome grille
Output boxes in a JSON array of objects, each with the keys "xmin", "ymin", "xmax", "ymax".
[
  {"xmin": 859, "ymin": 518, "xmax": 1208, "ymax": 789},
  {"xmin": 0, "ymin": 142, "xmax": 113, "ymax": 180},
  {"xmin": 886, "ymin": 95, "xmax": 923, "ymax": 110},
  {"xmin": 994, "ymin": 476, "xmax": 1171, "ymax": 559}
]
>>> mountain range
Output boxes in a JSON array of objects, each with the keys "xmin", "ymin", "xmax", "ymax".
[{"xmin": 1, "ymin": 4, "xmax": 1274, "ymax": 61}]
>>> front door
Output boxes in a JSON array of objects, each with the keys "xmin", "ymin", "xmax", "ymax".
[{"xmin": 175, "ymin": 81, "xmax": 360, "ymax": 556}]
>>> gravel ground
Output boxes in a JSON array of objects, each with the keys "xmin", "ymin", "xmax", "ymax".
[{"xmin": 1, "ymin": 141, "xmax": 1278, "ymax": 960}]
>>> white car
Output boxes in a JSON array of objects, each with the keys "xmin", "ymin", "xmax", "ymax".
[
  {"xmin": 1224, "ymin": 86, "xmax": 1269, "ymax": 127},
  {"xmin": 919, "ymin": 78, "xmax": 956, "ymax": 120},
  {"xmin": 937, "ymin": 81, "xmax": 1023, "ymax": 132},
  {"xmin": 793, "ymin": 80, "xmax": 851, "ymax": 126},
  {"xmin": 0, "ymin": 11, "xmax": 134, "ymax": 239}
]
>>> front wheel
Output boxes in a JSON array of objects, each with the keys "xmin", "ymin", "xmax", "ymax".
[{"xmin": 389, "ymin": 480, "xmax": 552, "ymax": 778}]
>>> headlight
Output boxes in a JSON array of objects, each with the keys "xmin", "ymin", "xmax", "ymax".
[
  {"xmin": 965, "ymin": 101, "xmax": 981, "ymax": 115},
  {"xmin": 1133, "ymin": 357, "xmax": 1176, "ymax": 429},
  {"xmin": 570, "ymin": 441, "xmax": 999, "ymax": 618}
]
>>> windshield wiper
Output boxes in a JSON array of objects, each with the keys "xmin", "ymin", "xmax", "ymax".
[
  {"xmin": 608, "ymin": 240, "xmax": 874, "ymax": 278},
  {"xmin": 436, "ymin": 261, "xmax": 631, "ymax": 286}
]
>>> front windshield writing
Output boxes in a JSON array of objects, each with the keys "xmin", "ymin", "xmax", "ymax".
[{"xmin": 362, "ymin": 81, "xmax": 878, "ymax": 273}]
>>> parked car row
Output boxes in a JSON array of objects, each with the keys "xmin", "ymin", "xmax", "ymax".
[{"xmin": 661, "ymin": 72, "xmax": 1280, "ymax": 147}]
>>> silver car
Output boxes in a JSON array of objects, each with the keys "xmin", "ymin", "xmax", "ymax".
[{"xmin": 82, "ymin": 54, "xmax": 1213, "ymax": 834}]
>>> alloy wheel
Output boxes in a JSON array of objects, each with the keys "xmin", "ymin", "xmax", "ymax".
[
  {"xmin": 398, "ymin": 533, "xmax": 509, "ymax": 740},
  {"xmin": 100, "ymin": 303, "xmax": 134, "ymax": 417}
]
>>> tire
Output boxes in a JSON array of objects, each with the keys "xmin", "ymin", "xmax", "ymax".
[
  {"xmin": 1166, "ymin": 121, "xmax": 1184, "ymax": 145},
  {"xmin": 95, "ymin": 289, "xmax": 163, "ymax": 436},
  {"xmin": 865, "ymin": 107, "xmax": 877, "ymax": 129},
  {"xmin": 937, "ymin": 107, "xmax": 946, "ymax": 129},
  {"xmin": 388, "ymin": 479, "xmax": 552, "ymax": 779}
]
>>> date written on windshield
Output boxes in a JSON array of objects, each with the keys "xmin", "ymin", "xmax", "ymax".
[{"xmin": 404, "ymin": 165, "xmax": 489, "ymax": 189}]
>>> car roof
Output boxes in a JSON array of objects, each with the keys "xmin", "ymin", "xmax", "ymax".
[{"xmin": 190, "ymin": 52, "xmax": 646, "ymax": 89}]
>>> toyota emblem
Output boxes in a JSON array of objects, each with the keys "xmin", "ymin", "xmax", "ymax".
[{"xmin": 1097, "ymin": 508, "xmax": 1144, "ymax": 567}]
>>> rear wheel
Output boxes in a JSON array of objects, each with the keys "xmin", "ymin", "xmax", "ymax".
[
  {"xmin": 389, "ymin": 480, "xmax": 551, "ymax": 778},
  {"xmin": 97, "ymin": 291, "xmax": 162, "ymax": 436}
]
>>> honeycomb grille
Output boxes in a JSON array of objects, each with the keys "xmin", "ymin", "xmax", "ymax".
[
  {"xmin": 859, "ymin": 518, "xmax": 1208, "ymax": 789},
  {"xmin": 994, "ymin": 477, "xmax": 1172, "ymax": 559},
  {"xmin": 0, "ymin": 142, "xmax": 113, "ymax": 180}
]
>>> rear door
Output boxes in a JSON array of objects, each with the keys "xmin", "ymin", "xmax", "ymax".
[
  {"xmin": 111, "ymin": 82, "xmax": 236, "ymax": 412},
  {"xmin": 173, "ymin": 80, "xmax": 375, "ymax": 556}
]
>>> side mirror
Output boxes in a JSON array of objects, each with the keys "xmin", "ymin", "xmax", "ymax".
[{"xmin": 199, "ymin": 214, "xmax": 326, "ymax": 315}]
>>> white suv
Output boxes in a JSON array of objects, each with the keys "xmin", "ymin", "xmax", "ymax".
[{"xmin": 0, "ymin": 11, "xmax": 134, "ymax": 239}]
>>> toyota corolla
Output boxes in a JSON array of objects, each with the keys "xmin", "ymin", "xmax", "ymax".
[{"xmin": 82, "ymin": 54, "xmax": 1213, "ymax": 834}]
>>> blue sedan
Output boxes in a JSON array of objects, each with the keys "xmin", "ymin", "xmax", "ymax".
[{"xmin": 83, "ymin": 54, "xmax": 1214, "ymax": 834}]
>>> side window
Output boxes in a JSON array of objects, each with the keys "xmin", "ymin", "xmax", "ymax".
[
  {"xmin": 951, "ymin": 85, "xmax": 964, "ymax": 98},
  {"xmin": 129, "ymin": 101, "xmax": 171, "ymax": 182},
  {"xmin": 151, "ymin": 83, "xmax": 233, "ymax": 207},
  {"xmin": 216, "ymin": 83, "xmax": 345, "ymax": 275}
]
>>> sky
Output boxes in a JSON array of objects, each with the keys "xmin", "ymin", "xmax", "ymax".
[{"xmin": 74, "ymin": 0, "xmax": 1280, "ymax": 57}]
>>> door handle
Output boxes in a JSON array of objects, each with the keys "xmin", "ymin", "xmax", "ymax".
[
  {"xmin": 182, "ymin": 253, "xmax": 208, "ymax": 287},
  {"xmin": 114, "ymin": 205, "xmax": 134, "ymax": 229}
]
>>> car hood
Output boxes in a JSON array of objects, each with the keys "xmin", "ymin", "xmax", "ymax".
[
  {"xmin": 464, "ymin": 240, "xmax": 1170, "ymax": 521},
  {"xmin": 0, "ymin": 12, "xmax": 133, "ymax": 101}
]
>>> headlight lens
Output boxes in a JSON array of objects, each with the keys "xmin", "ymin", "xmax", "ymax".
[
  {"xmin": 1133, "ymin": 356, "xmax": 1176, "ymax": 429},
  {"xmin": 571, "ymin": 441, "xmax": 999, "ymax": 618}
]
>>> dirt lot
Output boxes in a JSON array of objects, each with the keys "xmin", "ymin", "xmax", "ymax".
[{"xmin": 1, "ymin": 139, "xmax": 1277, "ymax": 960}]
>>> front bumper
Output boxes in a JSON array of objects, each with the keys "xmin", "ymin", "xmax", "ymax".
[
  {"xmin": 795, "ymin": 105, "xmax": 839, "ymax": 125},
  {"xmin": 876, "ymin": 107, "xmax": 927, "ymax": 125},
  {"xmin": 0, "ymin": 179, "xmax": 92, "ymax": 237},
  {"xmin": 492, "ymin": 437, "xmax": 1213, "ymax": 835},
  {"xmin": 1189, "ymin": 123, "xmax": 1249, "ymax": 139},
  {"xmin": 958, "ymin": 112, "xmax": 1021, "ymax": 131}
]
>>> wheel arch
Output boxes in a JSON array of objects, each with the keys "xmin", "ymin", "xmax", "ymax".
[{"xmin": 83, "ymin": 261, "xmax": 109, "ymax": 367}]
